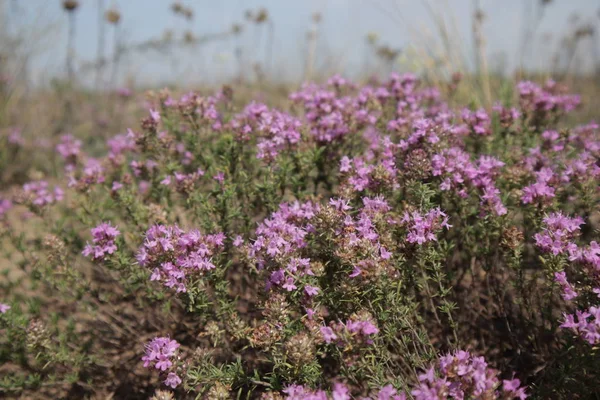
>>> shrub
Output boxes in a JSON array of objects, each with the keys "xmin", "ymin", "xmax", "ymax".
[{"xmin": 0, "ymin": 74, "xmax": 598, "ymax": 399}]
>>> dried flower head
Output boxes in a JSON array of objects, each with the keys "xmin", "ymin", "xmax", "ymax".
[
  {"xmin": 206, "ymin": 382, "xmax": 231, "ymax": 399},
  {"xmin": 62, "ymin": 0, "xmax": 79, "ymax": 11},
  {"xmin": 105, "ymin": 9, "xmax": 121, "ymax": 24},
  {"xmin": 285, "ymin": 333, "xmax": 315, "ymax": 365},
  {"xmin": 26, "ymin": 319, "xmax": 51, "ymax": 350},
  {"xmin": 150, "ymin": 390, "xmax": 174, "ymax": 400}
]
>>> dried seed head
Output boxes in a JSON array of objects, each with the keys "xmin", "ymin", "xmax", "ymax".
[
  {"xmin": 147, "ymin": 203, "xmax": 168, "ymax": 225},
  {"xmin": 250, "ymin": 323, "xmax": 282, "ymax": 348},
  {"xmin": 171, "ymin": 2, "xmax": 184, "ymax": 14},
  {"xmin": 62, "ymin": 0, "xmax": 79, "ymax": 12},
  {"xmin": 206, "ymin": 382, "xmax": 231, "ymax": 399},
  {"xmin": 502, "ymin": 226, "xmax": 524, "ymax": 250},
  {"xmin": 184, "ymin": 31, "xmax": 195, "ymax": 44},
  {"xmin": 26, "ymin": 319, "xmax": 50, "ymax": 350},
  {"xmin": 371, "ymin": 164, "xmax": 395, "ymax": 188},
  {"xmin": 203, "ymin": 320, "xmax": 221, "ymax": 345},
  {"xmin": 285, "ymin": 332, "xmax": 315, "ymax": 365},
  {"xmin": 182, "ymin": 8, "xmax": 194, "ymax": 20},
  {"xmin": 231, "ymin": 23, "xmax": 243, "ymax": 35},
  {"xmin": 311, "ymin": 260, "xmax": 325, "ymax": 277},
  {"xmin": 105, "ymin": 9, "xmax": 121, "ymax": 24},
  {"xmin": 226, "ymin": 312, "xmax": 248, "ymax": 340},
  {"xmin": 191, "ymin": 347, "xmax": 212, "ymax": 364},
  {"xmin": 150, "ymin": 390, "xmax": 174, "ymax": 400},
  {"xmin": 366, "ymin": 32, "xmax": 379, "ymax": 45},
  {"xmin": 404, "ymin": 148, "xmax": 432, "ymax": 181},
  {"xmin": 43, "ymin": 234, "xmax": 66, "ymax": 262},
  {"xmin": 255, "ymin": 8, "xmax": 268, "ymax": 23},
  {"xmin": 221, "ymin": 85, "xmax": 234, "ymax": 102},
  {"xmin": 263, "ymin": 293, "xmax": 290, "ymax": 323}
]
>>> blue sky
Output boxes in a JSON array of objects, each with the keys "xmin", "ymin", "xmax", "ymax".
[{"xmin": 6, "ymin": 0, "xmax": 600, "ymax": 86}]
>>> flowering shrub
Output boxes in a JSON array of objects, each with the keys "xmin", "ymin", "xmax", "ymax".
[{"xmin": 0, "ymin": 75, "xmax": 598, "ymax": 399}]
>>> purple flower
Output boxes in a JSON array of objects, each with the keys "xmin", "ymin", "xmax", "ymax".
[
  {"xmin": 213, "ymin": 172, "xmax": 225, "ymax": 184},
  {"xmin": 142, "ymin": 336, "xmax": 180, "ymax": 373},
  {"xmin": 534, "ymin": 212, "xmax": 583, "ymax": 256},
  {"xmin": 23, "ymin": 181, "xmax": 63, "ymax": 207},
  {"xmin": 412, "ymin": 350, "xmax": 527, "ymax": 400},
  {"xmin": 233, "ymin": 235, "xmax": 244, "ymax": 247},
  {"xmin": 137, "ymin": 225, "xmax": 224, "ymax": 292},
  {"xmin": 82, "ymin": 222, "xmax": 120, "ymax": 262},
  {"xmin": 332, "ymin": 382, "xmax": 351, "ymax": 400},
  {"xmin": 554, "ymin": 271, "xmax": 578, "ymax": 301},
  {"xmin": 403, "ymin": 208, "xmax": 450, "ymax": 245},
  {"xmin": 304, "ymin": 285, "xmax": 320, "ymax": 297},
  {"xmin": 0, "ymin": 198, "xmax": 12, "ymax": 219},
  {"xmin": 149, "ymin": 109, "xmax": 161, "ymax": 122},
  {"xmin": 0, "ymin": 303, "xmax": 10, "ymax": 313},
  {"xmin": 164, "ymin": 372, "xmax": 181, "ymax": 388},
  {"xmin": 56, "ymin": 134, "xmax": 82, "ymax": 166},
  {"xmin": 320, "ymin": 326, "xmax": 338, "ymax": 343}
]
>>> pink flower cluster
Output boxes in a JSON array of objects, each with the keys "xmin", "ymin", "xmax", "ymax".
[
  {"xmin": 283, "ymin": 382, "xmax": 405, "ymax": 400},
  {"xmin": 160, "ymin": 168, "xmax": 205, "ymax": 193},
  {"xmin": 107, "ymin": 133, "xmax": 135, "ymax": 166},
  {"xmin": 432, "ymin": 148, "xmax": 507, "ymax": 216},
  {"xmin": 141, "ymin": 336, "xmax": 182, "ymax": 388},
  {"xmin": 521, "ymin": 167, "xmax": 557, "ymax": 205},
  {"xmin": 229, "ymin": 102, "xmax": 302, "ymax": 161},
  {"xmin": 56, "ymin": 134, "xmax": 82, "ymax": 168},
  {"xmin": 320, "ymin": 315, "xmax": 380, "ymax": 346},
  {"xmin": 23, "ymin": 181, "xmax": 64, "ymax": 207},
  {"xmin": 68, "ymin": 158, "xmax": 106, "ymax": 189},
  {"xmin": 561, "ymin": 306, "xmax": 600, "ymax": 345},
  {"xmin": 412, "ymin": 350, "xmax": 527, "ymax": 400},
  {"xmin": 554, "ymin": 271, "xmax": 578, "ymax": 301},
  {"xmin": 461, "ymin": 108, "xmax": 491, "ymax": 136},
  {"xmin": 82, "ymin": 222, "xmax": 120, "ymax": 261},
  {"xmin": 517, "ymin": 80, "xmax": 580, "ymax": 119},
  {"xmin": 328, "ymin": 196, "xmax": 395, "ymax": 278},
  {"xmin": 533, "ymin": 212, "xmax": 583, "ymax": 256},
  {"xmin": 0, "ymin": 198, "xmax": 12, "ymax": 219},
  {"xmin": 248, "ymin": 201, "xmax": 320, "ymax": 292},
  {"xmin": 290, "ymin": 84, "xmax": 353, "ymax": 143},
  {"xmin": 164, "ymin": 91, "xmax": 223, "ymax": 130},
  {"xmin": 137, "ymin": 225, "xmax": 225, "ymax": 293},
  {"xmin": 339, "ymin": 136, "xmax": 399, "ymax": 192},
  {"xmin": 401, "ymin": 208, "xmax": 451, "ymax": 245}
]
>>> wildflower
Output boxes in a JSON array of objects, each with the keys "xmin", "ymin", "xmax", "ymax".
[
  {"xmin": 534, "ymin": 212, "xmax": 583, "ymax": 256},
  {"xmin": 0, "ymin": 198, "xmax": 12, "ymax": 219},
  {"xmin": 56, "ymin": 134, "xmax": 82, "ymax": 167},
  {"xmin": 554, "ymin": 271, "xmax": 578, "ymax": 301},
  {"xmin": 82, "ymin": 222, "xmax": 120, "ymax": 261},
  {"xmin": 332, "ymin": 382, "xmax": 351, "ymax": 400},
  {"xmin": 137, "ymin": 225, "xmax": 224, "ymax": 292},
  {"xmin": 304, "ymin": 285, "xmax": 320, "ymax": 297},
  {"xmin": 320, "ymin": 326, "xmax": 338, "ymax": 343},
  {"xmin": 412, "ymin": 350, "xmax": 527, "ymax": 400},
  {"xmin": 402, "ymin": 208, "xmax": 450, "ymax": 245},
  {"xmin": 23, "ymin": 181, "xmax": 64, "ymax": 207},
  {"xmin": 0, "ymin": 303, "xmax": 10, "ymax": 313},
  {"xmin": 213, "ymin": 172, "xmax": 225, "ymax": 184},
  {"xmin": 164, "ymin": 372, "xmax": 182, "ymax": 389},
  {"xmin": 142, "ymin": 336, "xmax": 180, "ymax": 371},
  {"xmin": 560, "ymin": 307, "xmax": 600, "ymax": 345},
  {"xmin": 233, "ymin": 235, "xmax": 244, "ymax": 247}
]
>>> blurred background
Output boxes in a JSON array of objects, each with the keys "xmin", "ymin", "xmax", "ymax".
[
  {"xmin": 2, "ymin": 0, "xmax": 600, "ymax": 88},
  {"xmin": 0, "ymin": 0, "xmax": 599, "ymax": 167}
]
